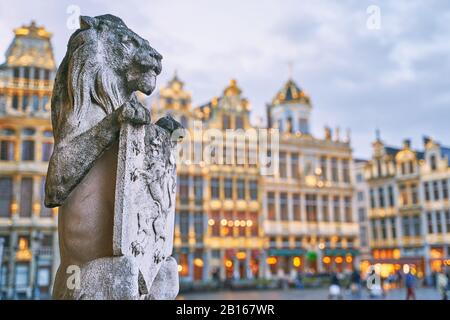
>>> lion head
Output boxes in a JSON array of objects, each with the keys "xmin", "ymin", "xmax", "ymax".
[{"xmin": 51, "ymin": 14, "xmax": 162, "ymax": 141}]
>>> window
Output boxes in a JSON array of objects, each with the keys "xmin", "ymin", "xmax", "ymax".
[
  {"xmin": 291, "ymin": 153, "xmax": 299, "ymax": 179},
  {"xmin": 430, "ymin": 154, "xmax": 437, "ymax": 171},
  {"xmin": 286, "ymin": 117, "xmax": 293, "ymax": 133},
  {"xmin": 424, "ymin": 182, "xmax": 430, "ymax": 201},
  {"xmin": 342, "ymin": 160, "xmax": 350, "ymax": 183},
  {"xmin": 237, "ymin": 179, "xmax": 245, "ymax": 200},
  {"xmin": 399, "ymin": 184, "xmax": 408, "ymax": 206},
  {"xmin": 178, "ymin": 175, "xmax": 189, "ymax": 204},
  {"xmin": 388, "ymin": 186, "xmax": 395, "ymax": 207},
  {"xmin": 370, "ymin": 189, "xmax": 376, "ymax": 209},
  {"xmin": 381, "ymin": 219, "xmax": 387, "ymax": 239},
  {"xmin": 237, "ymin": 211, "xmax": 246, "ymax": 236},
  {"xmin": 333, "ymin": 196, "xmax": 340, "ymax": 222},
  {"xmin": 331, "ymin": 158, "xmax": 339, "ymax": 182},
  {"xmin": 22, "ymin": 95, "xmax": 29, "ymax": 111},
  {"xmin": 0, "ymin": 139, "xmax": 15, "ymax": 161},
  {"xmin": 436, "ymin": 211, "xmax": 443, "ymax": 234},
  {"xmin": 44, "ymin": 70, "xmax": 50, "ymax": 81},
  {"xmin": 249, "ymin": 211, "xmax": 258, "ymax": 236},
  {"xmin": 293, "ymin": 194, "xmax": 301, "ymax": 221},
  {"xmin": 20, "ymin": 178, "xmax": 33, "ymax": 217},
  {"xmin": 371, "ymin": 220, "xmax": 378, "ymax": 240},
  {"xmin": 224, "ymin": 178, "xmax": 233, "ymax": 199},
  {"xmin": 306, "ymin": 194, "xmax": 317, "ymax": 222},
  {"xmin": 23, "ymin": 67, "xmax": 30, "ymax": 80},
  {"xmin": 390, "ymin": 217, "xmax": 397, "ymax": 239},
  {"xmin": 40, "ymin": 177, "xmax": 51, "ymax": 218},
  {"xmin": 322, "ymin": 195, "xmax": 329, "ymax": 222},
  {"xmin": 442, "ymin": 180, "xmax": 448, "ymax": 200},
  {"xmin": 249, "ymin": 180, "xmax": 258, "ymax": 200},
  {"xmin": 411, "ymin": 183, "xmax": 418, "ymax": 205},
  {"xmin": 445, "ymin": 210, "xmax": 450, "ymax": 234},
  {"xmin": 15, "ymin": 264, "xmax": 29, "ymax": 289},
  {"xmin": 433, "ymin": 181, "xmax": 440, "ymax": 201},
  {"xmin": 402, "ymin": 217, "xmax": 411, "ymax": 237},
  {"xmin": 408, "ymin": 161, "xmax": 414, "ymax": 174},
  {"xmin": 357, "ymin": 191, "xmax": 364, "ymax": 202},
  {"xmin": 320, "ymin": 157, "xmax": 328, "ymax": 180},
  {"xmin": 0, "ymin": 177, "xmax": 13, "ymax": 218},
  {"xmin": 356, "ymin": 173, "xmax": 363, "ymax": 183},
  {"xmin": 13, "ymin": 67, "xmax": 20, "ymax": 78},
  {"xmin": 211, "ymin": 178, "xmax": 220, "ymax": 199},
  {"xmin": 194, "ymin": 212, "xmax": 204, "ymax": 242},
  {"xmin": 279, "ymin": 152, "xmax": 287, "ymax": 178},
  {"xmin": 12, "ymin": 95, "xmax": 19, "ymax": 110},
  {"xmin": 42, "ymin": 142, "xmax": 53, "ymax": 162},
  {"xmin": 299, "ymin": 118, "xmax": 309, "ymax": 134},
  {"xmin": 378, "ymin": 187, "xmax": 385, "ymax": 208},
  {"xmin": 376, "ymin": 159, "xmax": 382, "ymax": 176},
  {"xmin": 32, "ymin": 95, "xmax": 39, "ymax": 111},
  {"xmin": 344, "ymin": 196, "xmax": 352, "ymax": 222},
  {"xmin": 412, "ymin": 216, "xmax": 421, "ymax": 237},
  {"xmin": 267, "ymin": 192, "xmax": 276, "ymax": 220},
  {"xmin": 193, "ymin": 176, "xmax": 203, "ymax": 205},
  {"xmin": 179, "ymin": 211, "xmax": 189, "ymax": 242},
  {"xmin": 280, "ymin": 193, "xmax": 288, "ymax": 221},
  {"xmin": 21, "ymin": 140, "xmax": 35, "ymax": 161},
  {"xmin": 235, "ymin": 116, "xmax": 243, "ymax": 130},
  {"xmin": 222, "ymin": 114, "xmax": 230, "ymax": 130},
  {"xmin": 358, "ymin": 208, "xmax": 366, "ymax": 222},
  {"xmin": 210, "ymin": 211, "xmax": 220, "ymax": 236},
  {"xmin": 33, "ymin": 68, "xmax": 40, "ymax": 80}
]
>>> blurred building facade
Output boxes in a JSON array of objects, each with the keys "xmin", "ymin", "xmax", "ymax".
[
  {"xmin": 0, "ymin": 21, "xmax": 365, "ymax": 297},
  {"xmin": 361, "ymin": 136, "xmax": 450, "ymax": 282},
  {"xmin": 0, "ymin": 21, "xmax": 58, "ymax": 299}
]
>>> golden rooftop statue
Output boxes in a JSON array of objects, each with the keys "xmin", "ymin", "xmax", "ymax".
[
  {"xmin": 272, "ymin": 78, "xmax": 311, "ymax": 106},
  {"xmin": 5, "ymin": 21, "xmax": 56, "ymax": 69},
  {"xmin": 223, "ymin": 79, "xmax": 242, "ymax": 96}
]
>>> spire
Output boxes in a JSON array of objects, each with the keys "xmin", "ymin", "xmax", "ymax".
[{"xmin": 375, "ymin": 128, "xmax": 381, "ymax": 141}]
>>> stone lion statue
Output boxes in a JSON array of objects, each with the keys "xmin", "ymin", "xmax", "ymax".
[{"xmin": 45, "ymin": 14, "xmax": 182, "ymax": 299}]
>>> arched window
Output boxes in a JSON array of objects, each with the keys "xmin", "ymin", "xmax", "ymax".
[
  {"xmin": 21, "ymin": 128, "xmax": 36, "ymax": 161},
  {"xmin": 0, "ymin": 128, "xmax": 16, "ymax": 161},
  {"xmin": 430, "ymin": 154, "xmax": 437, "ymax": 171}
]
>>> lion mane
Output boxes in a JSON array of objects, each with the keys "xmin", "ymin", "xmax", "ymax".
[{"xmin": 51, "ymin": 15, "xmax": 127, "ymax": 142}]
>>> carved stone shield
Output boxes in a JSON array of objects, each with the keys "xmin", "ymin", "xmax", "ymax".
[{"xmin": 113, "ymin": 122, "xmax": 177, "ymax": 294}]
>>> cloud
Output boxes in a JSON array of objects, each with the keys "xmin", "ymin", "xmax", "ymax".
[{"xmin": 0, "ymin": 0, "xmax": 448, "ymax": 158}]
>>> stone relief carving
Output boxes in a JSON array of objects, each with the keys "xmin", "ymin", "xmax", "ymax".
[{"xmin": 44, "ymin": 14, "xmax": 183, "ymax": 300}]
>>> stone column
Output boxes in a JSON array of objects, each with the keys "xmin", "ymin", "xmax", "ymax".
[
  {"xmin": 7, "ymin": 231, "xmax": 17, "ymax": 299},
  {"xmin": 187, "ymin": 251, "xmax": 194, "ymax": 282},
  {"xmin": 202, "ymin": 250, "xmax": 210, "ymax": 282}
]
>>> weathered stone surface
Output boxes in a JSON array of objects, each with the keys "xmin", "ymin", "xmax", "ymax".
[{"xmin": 45, "ymin": 14, "xmax": 182, "ymax": 299}]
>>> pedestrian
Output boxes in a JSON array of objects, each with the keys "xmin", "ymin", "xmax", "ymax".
[
  {"xmin": 405, "ymin": 268, "xmax": 417, "ymax": 300},
  {"xmin": 436, "ymin": 271, "xmax": 448, "ymax": 300},
  {"xmin": 328, "ymin": 272, "xmax": 343, "ymax": 299},
  {"xmin": 350, "ymin": 269, "xmax": 361, "ymax": 299}
]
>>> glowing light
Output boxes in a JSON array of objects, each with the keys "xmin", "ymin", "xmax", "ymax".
[
  {"xmin": 315, "ymin": 168, "xmax": 322, "ymax": 175},
  {"xmin": 236, "ymin": 252, "xmax": 246, "ymax": 260},
  {"xmin": 194, "ymin": 258, "xmax": 204, "ymax": 267},
  {"xmin": 246, "ymin": 220, "xmax": 253, "ymax": 227},
  {"xmin": 318, "ymin": 243, "xmax": 325, "ymax": 250},
  {"xmin": 293, "ymin": 257, "xmax": 301, "ymax": 267},
  {"xmin": 177, "ymin": 265, "xmax": 183, "ymax": 272},
  {"xmin": 227, "ymin": 220, "xmax": 234, "ymax": 227},
  {"xmin": 208, "ymin": 219, "xmax": 215, "ymax": 226},
  {"xmin": 323, "ymin": 257, "xmax": 331, "ymax": 264},
  {"xmin": 403, "ymin": 264, "xmax": 410, "ymax": 274},
  {"xmin": 393, "ymin": 249, "xmax": 401, "ymax": 259},
  {"xmin": 266, "ymin": 257, "xmax": 277, "ymax": 265},
  {"xmin": 225, "ymin": 260, "xmax": 233, "ymax": 268},
  {"xmin": 240, "ymin": 220, "xmax": 246, "ymax": 227},
  {"xmin": 345, "ymin": 255, "xmax": 353, "ymax": 263},
  {"xmin": 335, "ymin": 257, "xmax": 343, "ymax": 264},
  {"xmin": 220, "ymin": 219, "xmax": 227, "ymax": 226},
  {"xmin": 234, "ymin": 220, "xmax": 241, "ymax": 227}
]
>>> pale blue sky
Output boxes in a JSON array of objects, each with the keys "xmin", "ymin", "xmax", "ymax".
[{"xmin": 1, "ymin": 0, "xmax": 449, "ymax": 158}]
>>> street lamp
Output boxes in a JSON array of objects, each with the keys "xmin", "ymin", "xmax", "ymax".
[{"xmin": 31, "ymin": 231, "xmax": 44, "ymax": 300}]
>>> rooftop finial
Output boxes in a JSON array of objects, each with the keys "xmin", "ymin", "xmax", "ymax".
[{"xmin": 375, "ymin": 128, "xmax": 381, "ymax": 141}]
